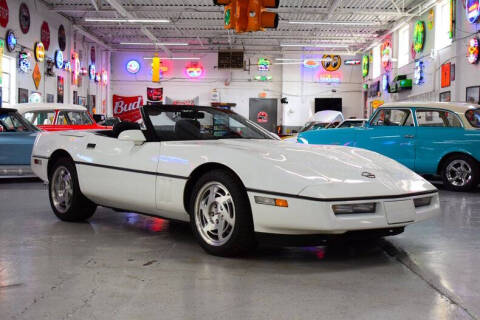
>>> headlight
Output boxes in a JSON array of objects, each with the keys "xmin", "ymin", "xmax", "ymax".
[
  {"xmin": 298, "ymin": 137, "xmax": 309, "ymax": 144},
  {"xmin": 332, "ymin": 203, "xmax": 376, "ymax": 214},
  {"xmin": 414, "ymin": 197, "xmax": 432, "ymax": 208}
]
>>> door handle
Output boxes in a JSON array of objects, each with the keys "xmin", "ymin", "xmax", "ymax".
[
  {"xmin": 404, "ymin": 135, "xmax": 415, "ymax": 139},
  {"xmin": 86, "ymin": 143, "xmax": 96, "ymax": 149}
]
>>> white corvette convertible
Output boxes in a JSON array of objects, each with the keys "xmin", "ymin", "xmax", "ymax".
[{"xmin": 31, "ymin": 105, "xmax": 440, "ymax": 256}]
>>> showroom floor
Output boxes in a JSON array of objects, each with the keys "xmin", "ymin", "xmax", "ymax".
[{"xmin": 0, "ymin": 180, "xmax": 478, "ymax": 320}]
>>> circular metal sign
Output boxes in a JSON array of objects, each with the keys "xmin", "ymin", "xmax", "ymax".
[
  {"xmin": 19, "ymin": 3, "xmax": 30, "ymax": 34},
  {"xmin": 0, "ymin": 0, "xmax": 9, "ymax": 28},
  {"xmin": 6, "ymin": 30, "xmax": 16, "ymax": 52},
  {"xmin": 468, "ymin": 38, "xmax": 479, "ymax": 64},
  {"xmin": 413, "ymin": 21, "xmax": 425, "ymax": 53},
  {"xmin": 41, "ymin": 21, "xmax": 50, "ymax": 50},
  {"xmin": 58, "ymin": 25, "xmax": 66, "ymax": 51},
  {"xmin": 34, "ymin": 42, "xmax": 45, "ymax": 62}
]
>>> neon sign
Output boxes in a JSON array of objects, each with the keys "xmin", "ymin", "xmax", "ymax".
[
  {"xmin": 34, "ymin": 42, "xmax": 45, "ymax": 62},
  {"xmin": 413, "ymin": 21, "xmax": 425, "ymax": 53},
  {"xmin": 95, "ymin": 72, "xmax": 100, "ymax": 83},
  {"xmin": 344, "ymin": 59, "xmax": 361, "ymax": 65},
  {"xmin": 126, "ymin": 59, "xmax": 140, "ymax": 74},
  {"xmin": 72, "ymin": 52, "xmax": 80, "ymax": 85},
  {"xmin": 63, "ymin": 61, "xmax": 71, "ymax": 72},
  {"xmin": 414, "ymin": 60, "xmax": 424, "ymax": 85},
  {"xmin": 185, "ymin": 62, "xmax": 204, "ymax": 78},
  {"xmin": 303, "ymin": 59, "xmax": 320, "ymax": 68},
  {"xmin": 362, "ymin": 55, "xmax": 369, "ymax": 77},
  {"xmin": 317, "ymin": 71, "xmax": 341, "ymax": 83},
  {"xmin": 89, "ymin": 64, "xmax": 96, "ymax": 80},
  {"xmin": 6, "ymin": 30, "xmax": 16, "ymax": 52},
  {"xmin": 381, "ymin": 39, "xmax": 392, "ymax": 71},
  {"xmin": 468, "ymin": 38, "xmax": 479, "ymax": 64},
  {"xmin": 467, "ymin": 0, "xmax": 480, "ymax": 24},
  {"xmin": 382, "ymin": 74, "xmax": 389, "ymax": 91},
  {"xmin": 101, "ymin": 70, "xmax": 108, "ymax": 85},
  {"xmin": 54, "ymin": 50, "xmax": 63, "ymax": 69},
  {"xmin": 258, "ymin": 57, "xmax": 271, "ymax": 71},
  {"xmin": 19, "ymin": 51, "xmax": 31, "ymax": 72},
  {"xmin": 254, "ymin": 75, "xmax": 272, "ymax": 81}
]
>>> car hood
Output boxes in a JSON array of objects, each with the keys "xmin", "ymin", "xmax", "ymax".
[{"xmin": 209, "ymin": 139, "xmax": 436, "ymax": 199}]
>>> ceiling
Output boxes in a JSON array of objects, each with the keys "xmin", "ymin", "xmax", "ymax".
[{"xmin": 43, "ymin": 0, "xmax": 432, "ymax": 54}]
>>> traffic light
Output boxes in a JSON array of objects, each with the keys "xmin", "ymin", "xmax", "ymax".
[{"xmin": 214, "ymin": 0, "xmax": 279, "ymax": 33}]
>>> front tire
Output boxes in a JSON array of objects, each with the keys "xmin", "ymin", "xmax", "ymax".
[
  {"xmin": 189, "ymin": 170, "xmax": 256, "ymax": 256},
  {"xmin": 48, "ymin": 157, "xmax": 97, "ymax": 222},
  {"xmin": 441, "ymin": 154, "xmax": 479, "ymax": 192}
]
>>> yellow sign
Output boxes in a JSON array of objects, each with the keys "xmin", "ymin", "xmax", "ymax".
[
  {"xmin": 371, "ymin": 100, "xmax": 384, "ymax": 109},
  {"xmin": 152, "ymin": 56, "xmax": 160, "ymax": 82},
  {"xmin": 322, "ymin": 54, "xmax": 342, "ymax": 72},
  {"xmin": 32, "ymin": 63, "xmax": 41, "ymax": 89},
  {"xmin": 34, "ymin": 42, "xmax": 45, "ymax": 62}
]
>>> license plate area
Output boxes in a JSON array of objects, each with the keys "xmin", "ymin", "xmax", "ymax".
[{"xmin": 384, "ymin": 200, "xmax": 415, "ymax": 224}]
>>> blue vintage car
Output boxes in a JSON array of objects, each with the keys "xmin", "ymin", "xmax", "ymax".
[
  {"xmin": 298, "ymin": 102, "xmax": 480, "ymax": 191},
  {"xmin": 0, "ymin": 108, "xmax": 39, "ymax": 177}
]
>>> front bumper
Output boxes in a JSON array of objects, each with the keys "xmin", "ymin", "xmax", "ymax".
[{"xmin": 248, "ymin": 190, "xmax": 440, "ymax": 235}]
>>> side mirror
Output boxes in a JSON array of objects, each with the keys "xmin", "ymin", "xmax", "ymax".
[{"xmin": 118, "ymin": 130, "xmax": 146, "ymax": 146}]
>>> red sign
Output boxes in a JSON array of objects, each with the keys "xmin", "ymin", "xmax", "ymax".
[
  {"xmin": 257, "ymin": 111, "xmax": 268, "ymax": 123},
  {"xmin": 147, "ymin": 87, "xmax": 163, "ymax": 101},
  {"xmin": 113, "ymin": 95, "xmax": 144, "ymax": 122},
  {"xmin": 41, "ymin": 21, "xmax": 50, "ymax": 50},
  {"xmin": 0, "ymin": 0, "xmax": 8, "ymax": 28},
  {"xmin": 441, "ymin": 63, "xmax": 451, "ymax": 88}
]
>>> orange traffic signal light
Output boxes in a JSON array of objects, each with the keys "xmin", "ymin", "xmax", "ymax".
[{"xmin": 214, "ymin": 0, "xmax": 279, "ymax": 33}]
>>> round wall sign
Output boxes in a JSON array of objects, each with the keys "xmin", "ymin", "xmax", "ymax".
[
  {"xmin": 0, "ymin": 0, "xmax": 9, "ymax": 28},
  {"xmin": 381, "ymin": 39, "xmax": 392, "ymax": 71},
  {"xmin": 185, "ymin": 62, "xmax": 204, "ymax": 78},
  {"xmin": 362, "ymin": 55, "xmax": 369, "ymax": 77},
  {"xmin": 322, "ymin": 54, "xmax": 341, "ymax": 71},
  {"xmin": 58, "ymin": 25, "xmax": 66, "ymax": 51},
  {"xmin": 41, "ymin": 21, "xmax": 50, "ymax": 50},
  {"xmin": 6, "ymin": 30, "xmax": 16, "ymax": 52},
  {"xmin": 89, "ymin": 64, "xmax": 96, "ymax": 80},
  {"xmin": 126, "ymin": 59, "xmax": 140, "ymax": 74},
  {"xmin": 413, "ymin": 21, "xmax": 425, "ymax": 53},
  {"xmin": 467, "ymin": 0, "xmax": 480, "ymax": 24},
  {"xmin": 19, "ymin": 3, "xmax": 30, "ymax": 34},
  {"xmin": 54, "ymin": 50, "xmax": 63, "ymax": 68},
  {"xmin": 34, "ymin": 42, "xmax": 45, "ymax": 62},
  {"xmin": 468, "ymin": 38, "xmax": 479, "ymax": 64}
]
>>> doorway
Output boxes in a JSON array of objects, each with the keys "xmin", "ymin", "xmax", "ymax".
[
  {"xmin": 314, "ymin": 98, "xmax": 342, "ymax": 113},
  {"xmin": 249, "ymin": 98, "xmax": 278, "ymax": 133}
]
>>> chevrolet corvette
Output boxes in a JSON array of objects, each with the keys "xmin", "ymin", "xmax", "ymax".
[{"xmin": 31, "ymin": 105, "xmax": 440, "ymax": 256}]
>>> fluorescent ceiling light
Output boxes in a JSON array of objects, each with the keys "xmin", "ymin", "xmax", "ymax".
[
  {"xmin": 289, "ymin": 21, "xmax": 378, "ymax": 26},
  {"xmin": 143, "ymin": 57, "xmax": 200, "ymax": 60},
  {"xmin": 120, "ymin": 42, "xmax": 189, "ymax": 46},
  {"xmin": 85, "ymin": 18, "xmax": 170, "ymax": 23},
  {"xmin": 281, "ymin": 43, "xmax": 349, "ymax": 48}
]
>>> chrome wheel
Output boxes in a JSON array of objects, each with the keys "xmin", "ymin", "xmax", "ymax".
[
  {"xmin": 194, "ymin": 182, "xmax": 235, "ymax": 246},
  {"xmin": 51, "ymin": 166, "xmax": 74, "ymax": 214},
  {"xmin": 446, "ymin": 160, "xmax": 472, "ymax": 187}
]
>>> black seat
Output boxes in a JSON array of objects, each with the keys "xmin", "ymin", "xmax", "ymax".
[
  {"xmin": 112, "ymin": 121, "xmax": 141, "ymax": 138},
  {"xmin": 175, "ymin": 119, "xmax": 201, "ymax": 140}
]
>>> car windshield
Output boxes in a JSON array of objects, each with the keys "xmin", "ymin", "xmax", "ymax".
[
  {"xmin": 338, "ymin": 121, "xmax": 364, "ymax": 128},
  {"xmin": 466, "ymin": 109, "xmax": 480, "ymax": 128},
  {"xmin": 0, "ymin": 111, "xmax": 39, "ymax": 132},
  {"xmin": 144, "ymin": 105, "xmax": 276, "ymax": 141},
  {"xmin": 299, "ymin": 122, "xmax": 328, "ymax": 132},
  {"xmin": 56, "ymin": 111, "xmax": 93, "ymax": 125}
]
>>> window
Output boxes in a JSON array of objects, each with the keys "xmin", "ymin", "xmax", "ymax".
[
  {"xmin": 398, "ymin": 25, "xmax": 410, "ymax": 68},
  {"xmin": 24, "ymin": 111, "xmax": 56, "ymax": 126},
  {"xmin": 56, "ymin": 111, "xmax": 93, "ymax": 125},
  {"xmin": 371, "ymin": 109, "xmax": 413, "ymax": 127},
  {"xmin": 435, "ymin": 0, "xmax": 452, "ymax": 50},
  {"xmin": 0, "ymin": 112, "xmax": 36, "ymax": 132},
  {"xmin": 372, "ymin": 45, "xmax": 381, "ymax": 79},
  {"xmin": 416, "ymin": 109, "xmax": 461, "ymax": 127},
  {"xmin": 465, "ymin": 109, "xmax": 480, "ymax": 128},
  {"xmin": 145, "ymin": 106, "xmax": 274, "ymax": 141}
]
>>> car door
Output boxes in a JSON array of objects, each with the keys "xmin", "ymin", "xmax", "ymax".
[
  {"xmin": 76, "ymin": 133, "xmax": 161, "ymax": 214},
  {"xmin": 0, "ymin": 112, "xmax": 37, "ymax": 165},
  {"xmin": 414, "ymin": 108, "xmax": 465, "ymax": 174},
  {"xmin": 357, "ymin": 108, "xmax": 416, "ymax": 169}
]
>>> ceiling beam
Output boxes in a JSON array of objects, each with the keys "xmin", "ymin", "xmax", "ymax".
[{"xmin": 72, "ymin": 25, "xmax": 112, "ymax": 50}]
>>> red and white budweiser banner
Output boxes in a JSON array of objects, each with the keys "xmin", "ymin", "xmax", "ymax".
[{"xmin": 112, "ymin": 95, "xmax": 143, "ymax": 122}]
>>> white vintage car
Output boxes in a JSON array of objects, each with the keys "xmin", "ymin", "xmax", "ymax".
[{"xmin": 31, "ymin": 105, "xmax": 440, "ymax": 256}]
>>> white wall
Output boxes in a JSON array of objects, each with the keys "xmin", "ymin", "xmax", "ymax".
[
  {"xmin": 0, "ymin": 0, "xmax": 110, "ymax": 112},
  {"xmin": 111, "ymin": 51, "xmax": 363, "ymax": 130}
]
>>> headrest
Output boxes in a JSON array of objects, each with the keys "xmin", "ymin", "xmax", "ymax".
[{"xmin": 175, "ymin": 119, "xmax": 201, "ymax": 140}]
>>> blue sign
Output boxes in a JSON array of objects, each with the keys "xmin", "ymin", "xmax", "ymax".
[
  {"xmin": 414, "ymin": 60, "xmax": 424, "ymax": 85},
  {"xmin": 54, "ymin": 50, "xmax": 64, "ymax": 69},
  {"xmin": 126, "ymin": 59, "xmax": 140, "ymax": 74},
  {"xmin": 6, "ymin": 30, "xmax": 17, "ymax": 52}
]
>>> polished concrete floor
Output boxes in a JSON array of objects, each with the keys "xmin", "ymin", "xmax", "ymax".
[{"xmin": 0, "ymin": 180, "xmax": 479, "ymax": 320}]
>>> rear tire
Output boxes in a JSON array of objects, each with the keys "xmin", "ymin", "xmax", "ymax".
[
  {"xmin": 441, "ymin": 154, "xmax": 479, "ymax": 192},
  {"xmin": 48, "ymin": 157, "xmax": 97, "ymax": 222},
  {"xmin": 189, "ymin": 169, "xmax": 256, "ymax": 256}
]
